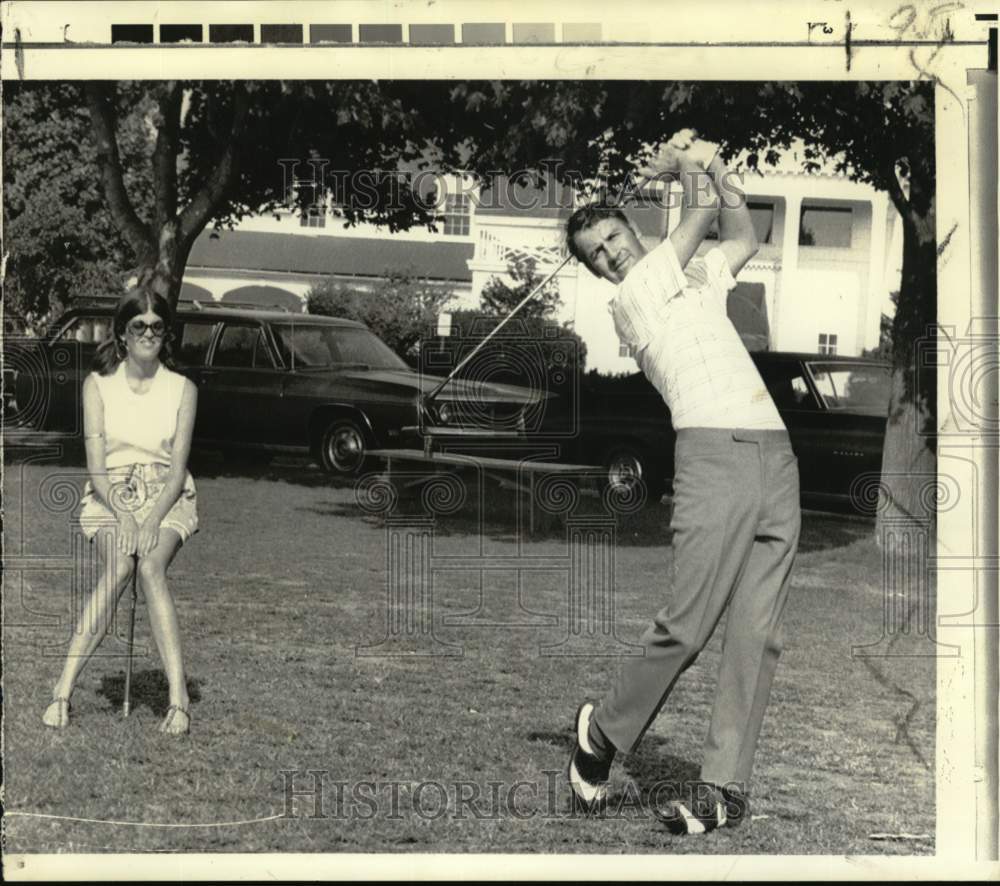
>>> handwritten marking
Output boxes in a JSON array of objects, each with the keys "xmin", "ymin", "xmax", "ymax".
[
  {"xmin": 888, "ymin": 1, "xmax": 965, "ymax": 110},
  {"xmin": 14, "ymin": 27, "xmax": 24, "ymax": 79},
  {"xmin": 846, "ymin": 11, "xmax": 853, "ymax": 70},
  {"xmin": 889, "ymin": 4, "xmax": 919, "ymax": 36},
  {"xmin": 808, "ymin": 21, "xmax": 835, "ymax": 42}
]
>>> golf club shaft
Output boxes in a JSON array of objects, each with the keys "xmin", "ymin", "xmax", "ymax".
[
  {"xmin": 123, "ymin": 555, "xmax": 138, "ymax": 718},
  {"xmin": 423, "ymin": 172, "xmax": 652, "ymax": 409},
  {"xmin": 424, "ymin": 253, "xmax": 573, "ymax": 405}
]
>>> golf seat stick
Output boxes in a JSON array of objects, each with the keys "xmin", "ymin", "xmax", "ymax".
[{"xmin": 123, "ymin": 553, "xmax": 139, "ymax": 718}]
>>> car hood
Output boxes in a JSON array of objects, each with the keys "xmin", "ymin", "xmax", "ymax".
[{"xmin": 296, "ymin": 367, "xmax": 546, "ymax": 404}]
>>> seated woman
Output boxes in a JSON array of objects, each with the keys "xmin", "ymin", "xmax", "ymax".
[{"xmin": 42, "ymin": 286, "xmax": 199, "ymax": 735}]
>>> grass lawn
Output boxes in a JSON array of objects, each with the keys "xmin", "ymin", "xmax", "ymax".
[{"xmin": 3, "ymin": 444, "xmax": 935, "ymax": 856}]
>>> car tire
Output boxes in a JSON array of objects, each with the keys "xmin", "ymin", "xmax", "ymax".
[
  {"xmin": 603, "ymin": 444, "xmax": 665, "ymax": 507},
  {"xmin": 317, "ymin": 417, "xmax": 371, "ymax": 476}
]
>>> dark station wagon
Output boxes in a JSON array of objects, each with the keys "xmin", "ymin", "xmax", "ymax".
[
  {"xmin": 4, "ymin": 304, "xmax": 544, "ymax": 475},
  {"xmin": 5, "ymin": 307, "xmax": 891, "ymax": 513}
]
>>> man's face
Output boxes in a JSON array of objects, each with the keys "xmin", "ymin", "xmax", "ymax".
[{"xmin": 573, "ymin": 218, "xmax": 647, "ymax": 285}]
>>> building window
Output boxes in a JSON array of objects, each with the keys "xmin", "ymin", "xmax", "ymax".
[
  {"xmin": 442, "ymin": 194, "xmax": 471, "ymax": 236},
  {"xmin": 702, "ymin": 201, "xmax": 774, "ymax": 244},
  {"xmin": 619, "ymin": 342, "xmax": 636, "ymax": 358},
  {"xmin": 300, "ymin": 206, "xmax": 326, "ymax": 229},
  {"xmin": 799, "ymin": 204, "xmax": 853, "ymax": 248},
  {"xmin": 818, "ymin": 333, "xmax": 838, "ymax": 355}
]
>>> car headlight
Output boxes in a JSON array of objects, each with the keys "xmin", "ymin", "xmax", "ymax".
[{"xmin": 437, "ymin": 402, "xmax": 453, "ymax": 425}]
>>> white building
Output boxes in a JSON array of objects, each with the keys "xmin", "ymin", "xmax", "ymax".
[
  {"xmin": 563, "ymin": 170, "xmax": 903, "ymax": 373},
  {"xmin": 183, "ymin": 163, "xmax": 902, "ymax": 374}
]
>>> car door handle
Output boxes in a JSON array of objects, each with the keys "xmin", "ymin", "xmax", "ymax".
[{"xmin": 196, "ymin": 368, "xmax": 221, "ymax": 382}]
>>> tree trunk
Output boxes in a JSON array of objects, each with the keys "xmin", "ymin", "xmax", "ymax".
[
  {"xmin": 135, "ymin": 220, "xmax": 192, "ymax": 312},
  {"xmin": 86, "ymin": 82, "xmax": 248, "ymax": 315},
  {"xmin": 876, "ymin": 214, "xmax": 937, "ymax": 541}
]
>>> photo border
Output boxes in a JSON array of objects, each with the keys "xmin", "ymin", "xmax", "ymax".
[{"xmin": 1, "ymin": 0, "xmax": 996, "ymax": 880}]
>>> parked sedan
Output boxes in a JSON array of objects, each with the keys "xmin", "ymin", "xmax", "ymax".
[
  {"xmin": 569, "ymin": 352, "xmax": 891, "ymax": 512},
  {"xmin": 4, "ymin": 303, "xmax": 544, "ymax": 475}
]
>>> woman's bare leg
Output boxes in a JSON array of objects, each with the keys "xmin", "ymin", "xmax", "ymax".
[
  {"xmin": 136, "ymin": 529, "xmax": 190, "ymax": 733},
  {"xmin": 44, "ymin": 530, "xmax": 135, "ymax": 726}
]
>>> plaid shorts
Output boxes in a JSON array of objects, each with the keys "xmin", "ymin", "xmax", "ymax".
[{"xmin": 78, "ymin": 462, "xmax": 200, "ymax": 544}]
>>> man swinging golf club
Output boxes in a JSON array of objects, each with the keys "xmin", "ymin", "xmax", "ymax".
[{"xmin": 564, "ymin": 130, "xmax": 801, "ymax": 835}]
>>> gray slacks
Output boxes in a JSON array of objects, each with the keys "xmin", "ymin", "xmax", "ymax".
[{"xmin": 594, "ymin": 428, "xmax": 801, "ymax": 788}]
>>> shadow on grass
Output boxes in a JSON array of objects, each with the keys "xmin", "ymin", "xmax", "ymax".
[
  {"xmin": 623, "ymin": 734, "xmax": 702, "ymax": 796},
  {"xmin": 301, "ymin": 484, "xmax": 872, "ymax": 554},
  {"xmin": 6, "ymin": 435, "xmax": 874, "ymax": 553},
  {"xmin": 186, "ymin": 451, "xmax": 339, "ymax": 488},
  {"xmin": 3, "ymin": 436, "xmax": 339, "ymax": 487},
  {"xmin": 97, "ymin": 669, "xmax": 203, "ymax": 718},
  {"xmin": 797, "ymin": 514, "xmax": 873, "ymax": 554}
]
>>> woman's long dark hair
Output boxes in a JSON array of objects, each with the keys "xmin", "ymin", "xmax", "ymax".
[{"xmin": 92, "ymin": 287, "xmax": 177, "ymax": 375}]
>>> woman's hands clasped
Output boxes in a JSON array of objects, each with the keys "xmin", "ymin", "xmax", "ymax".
[
  {"xmin": 115, "ymin": 512, "xmax": 160, "ymax": 557},
  {"xmin": 115, "ymin": 512, "xmax": 139, "ymax": 556},
  {"xmin": 136, "ymin": 518, "xmax": 161, "ymax": 558}
]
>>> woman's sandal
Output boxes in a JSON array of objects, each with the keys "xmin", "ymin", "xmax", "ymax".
[
  {"xmin": 160, "ymin": 705, "xmax": 191, "ymax": 735},
  {"xmin": 42, "ymin": 697, "xmax": 71, "ymax": 729}
]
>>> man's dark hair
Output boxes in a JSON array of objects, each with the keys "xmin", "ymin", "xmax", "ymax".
[{"xmin": 565, "ymin": 204, "xmax": 631, "ymax": 266}]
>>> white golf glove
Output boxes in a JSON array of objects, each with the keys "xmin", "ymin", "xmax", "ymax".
[{"xmin": 668, "ymin": 128, "xmax": 719, "ymax": 169}]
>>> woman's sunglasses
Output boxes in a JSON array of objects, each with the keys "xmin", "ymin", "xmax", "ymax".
[{"xmin": 126, "ymin": 320, "xmax": 167, "ymax": 339}]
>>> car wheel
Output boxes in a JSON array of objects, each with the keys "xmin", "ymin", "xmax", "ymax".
[
  {"xmin": 318, "ymin": 417, "xmax": 370, "ymax": 476},
  {"xmin": 604, "ymin": 444, "xmax": 665, "ymax": 507}
]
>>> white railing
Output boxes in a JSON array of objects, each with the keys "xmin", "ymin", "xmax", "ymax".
[{"xmin": 475, "ymin": 227, "xmax": 569, "ymax": 271}]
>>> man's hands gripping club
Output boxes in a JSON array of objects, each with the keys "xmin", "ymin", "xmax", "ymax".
[
  {"xmin": 636, "ymin": 129, "xmax": 719, "ymax": 181},
  {"xmin": 637, "ymin": 129, "xmax": 722, "ymax": 269},
  {"xmin": 637, "ymin": 129, "xmax": 756, "ymax": 277}
]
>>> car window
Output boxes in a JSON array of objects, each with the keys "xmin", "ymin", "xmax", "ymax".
[
  {"xmin": 807, "ymin": 362, "xmax": 891, "ymax": 413},
  {"xmin": 55, "ymin": 315, "xmax": 112, "ymax": 345},
  {"xmin": 270, "ymin": 322, "xmax": 408, "ymax": 370},
  {"xmin": 756, "ymin": 360, "xmax": 819, "ymax": 410},
  {"xmin": 173, "ymin": 321, "xmax": 216, "ymax": 367},
  {"xmin": 213, "ymin": 323, "xmax": 275, "ymax": 369}
]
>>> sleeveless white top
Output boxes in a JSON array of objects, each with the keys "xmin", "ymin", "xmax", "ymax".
[{"xmin": 91, "ymin": 362, "xmax": 188, "ymax": 469}]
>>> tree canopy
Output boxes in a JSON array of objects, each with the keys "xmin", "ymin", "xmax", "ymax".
[
  {"xmin": 4, "ymin": 78, "xmax": 937, "ymax": 529},
  {"xmin": 3, "ymin": 80, "xmax": 480, "ymax": 320},
  {"xmin": 3, "ymin": 83, "xmax": 148, "ymax": 325}
]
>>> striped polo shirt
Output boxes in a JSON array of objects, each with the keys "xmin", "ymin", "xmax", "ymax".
[{"xmin": 609, "ymin": 239, "xmax": 785, "ymax": 431}]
